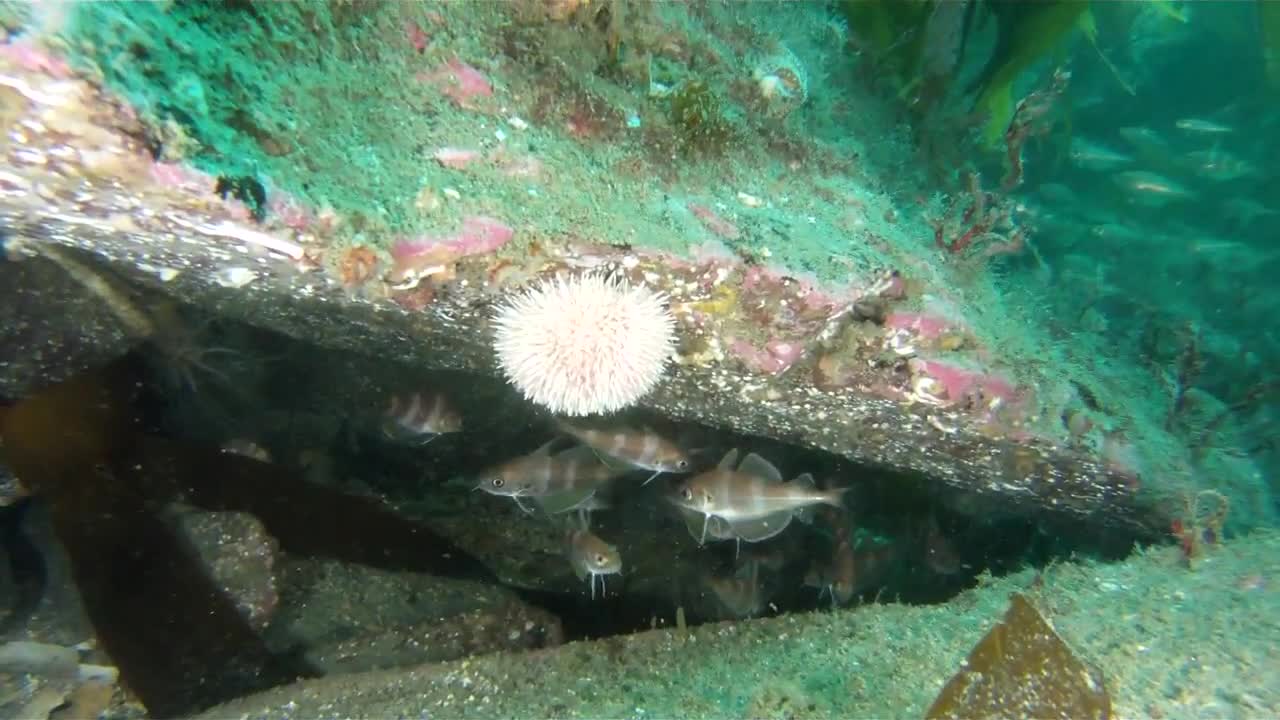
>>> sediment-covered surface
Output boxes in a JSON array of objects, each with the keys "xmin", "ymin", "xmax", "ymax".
[{"xmin": 196, "ymin": 531, "xmax": 1280, "ymax": 719}]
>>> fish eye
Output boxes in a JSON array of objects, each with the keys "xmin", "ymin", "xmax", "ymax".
[
  {"xmin": 681, "ymin": 488, "xmax": 693, "ymax": 500},
  {"xmin": 491, "ymin": 478, "xmax": 505, "ymax": 488},
  {"xmin": 676, "ymin": 460, "xmax": 689, "ymax": 470},
  {"xmin": 595, "ymin": 553, "xmax": 607, "ymax": 565}
]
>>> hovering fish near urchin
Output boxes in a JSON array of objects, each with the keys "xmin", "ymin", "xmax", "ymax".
[
  {"xmin": 566, "ymin": 526, "xmax": 622, "ymax": 599},
  {"xmin": 555, "ymin": 420, "xmax": 692, "ymax": 484},
  {"xmin": 490, "ymin": 273, "xmax": 676, "ymax": 416},
  {"xmin": 381, "ymin": 391, "xmax": 463, "ymax": 444},
  {"xmin": 670, "ymin": 449, "xmax": 848, "ymax": 544}
]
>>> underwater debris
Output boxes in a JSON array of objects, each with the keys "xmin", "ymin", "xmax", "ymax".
[{"xmin": 926, "ymin": 593, "xmax": 1111, "ymax": 720}]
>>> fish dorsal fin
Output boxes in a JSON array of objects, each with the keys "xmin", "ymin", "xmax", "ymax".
[
  {"xmin": 791, "ymin": 472, "xmax": 816, "ymax": 488},
  {"xmin": 717, "ymin": 449, "xmax": 740, "ymax": 470},
  {"xmin": 532, "ymin": 439, "xmax": 558, "ymax": 456},
  {"xmin": 737, "ymin": 452, "xmax": 782, "ymax": 483},
  {"xmin": 554, "ymin": 445, "xmax": 599, "ymax": 464}
]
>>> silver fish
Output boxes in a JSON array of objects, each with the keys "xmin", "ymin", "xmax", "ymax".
[
  {"xmin": 1174, "ymin": 117, "xmax": 1233, "ymax": 135},
  {"xmin": 382, "ymin": 392, "xmax": 462, "ymax": 443},
  {"xmin": 1185, "ymin": 149, "xmax": 1257, "ymax": 182},
  {"xmin": 670, "ymin": 450, "xmax": 846, "ymax": 544},
  {"xmin": 220, "ymin": 438, "xmax": 272, "ymax": 463},
  {"xmin": 1067, "ymin": 138, "xmax": 1132, "ymax": 172},
  {"xmin": 566, "ymin": 528, "xmax": 622, "ymax": 599},
  {"xmin": 476, "ymin": 441, "xmax": 626, "ymax": 513},
  {"xmin": 557, "ymin": 421, "xmax": 691, "ymax": 483},
  {"xmin": 1114, "ymin": 170, "xmax": 1194, "ymax": 207}
]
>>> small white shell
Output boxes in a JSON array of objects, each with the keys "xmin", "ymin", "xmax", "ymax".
[{"xmin": 213, "ymin": 266, "xmax": 257, "ymax": 289}]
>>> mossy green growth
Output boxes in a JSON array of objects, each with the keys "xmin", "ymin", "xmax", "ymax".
[
  {"xmin": 669, "ymin": 79, "xmax": 733, "ymax": 155},
  {"xmin": 1260, "ymin": 0, "xmax": 1280, "ymax": 89},
  {"xmin": 58, "ymin": 1, "xmax": 430, "ymax": 232},
  {"xmin": 837, "ymin": 0, "xmax": 933, "ymax": 82}
]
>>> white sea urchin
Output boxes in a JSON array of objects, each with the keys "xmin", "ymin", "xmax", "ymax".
[{"xmin": 491, "ymin": 273, "xmax": 676, "ymax": 416}]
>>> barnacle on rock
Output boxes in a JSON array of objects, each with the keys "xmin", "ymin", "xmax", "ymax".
[{"xmin": 751, "ymin": 46, "xmax": 808, "ymax": 117}]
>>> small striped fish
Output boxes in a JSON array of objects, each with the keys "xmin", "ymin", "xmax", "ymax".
[
  {"xmin": 557, "ymin": 421, "xmax": 691, "ymax": 484},
  {"xmin": 671, "ymin": 449, "xmax": 845, "ymax": 544},
  {"xmin": 566, "ymin": 527, "xmax": 622, "ymax": 599},
  {"xmin": 476, "ymin": 441, "xmax": 626, "ymax": 513},
  {"xmin": 382, "ymin": 392, "xmax": 462, "ymax": 443}
]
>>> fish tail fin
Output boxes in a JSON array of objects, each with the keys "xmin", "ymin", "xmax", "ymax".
[
  {"xmin": 807, "ymin": 474, "xmax": 853, "ymax": 508},
  {"xmin": 792, "ymin": 472, "xmax": 845, "ymax": 499},
  {"xmin": 820, "ymin": 483, "xmax": 851, "ymax": 509},
  {"xmin": 792, "ymin": 474, "xmax": 821, "ymax": 524}
]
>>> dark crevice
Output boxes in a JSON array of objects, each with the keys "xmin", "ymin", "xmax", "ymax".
[{"xmin": 0, "ymin": 314, "xmax": 1154, "ymax": 716}]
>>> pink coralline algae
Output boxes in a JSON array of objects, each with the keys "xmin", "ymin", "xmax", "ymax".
[
  {"xmin": 150, "ymin": 161, "xmax": 219, "ymax": 194},
  {"xmin": 0, "ymin": 38, "xmax": 72, "ymax": 77},
  {"xmin": 731, "ymin": 338, "xmax": 805, "ymax": 375},
  {"xmin": 433, "ymin": 146, "xmax": 483, "ymax": 170},
  {"xmin": 392, "ymin": 215, "xmax": 515, "ymax": 261},
  {"xmin": 403, "ymin": 19, "xmax": 431, "ymax": 53},
  {"xmin": 885, "ymin": 312, "xmax": 955, "ymax": 341},
  {"xmin": 267, "ymin": 190, "xmax": 317, "ymax": 231},
  {"xmin": 419, "ymin": 58, "xmax": 494, "ymax": 110},
  {"xmin": 912, "ymin": 358, "xmax": 1018, "ymax": 406},
  {"xmin": 687, "ymin": 202, "xmax": 742, "ymax": 241}
]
